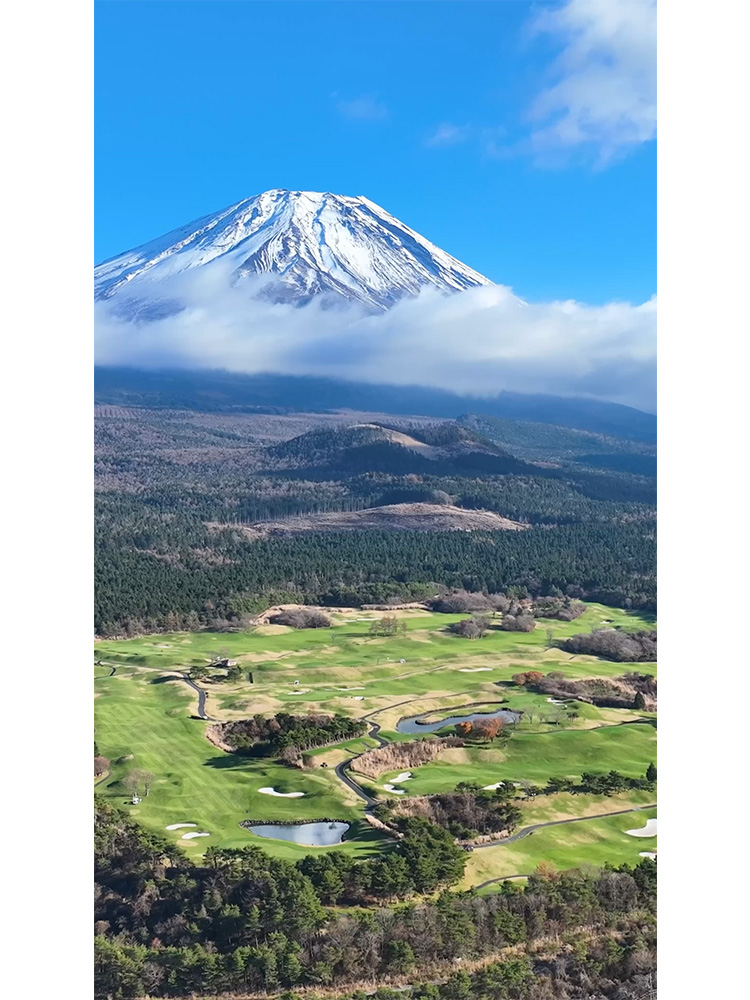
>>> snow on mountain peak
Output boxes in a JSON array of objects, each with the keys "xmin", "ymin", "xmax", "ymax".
[{"xmin": 94, "ymin": 189, "xmax": 493, "ymax": 312}]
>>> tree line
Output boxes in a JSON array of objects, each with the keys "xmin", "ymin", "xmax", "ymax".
[
  {"xmin": 95, "ymin": 522, "xmax": 656, "ymax": 635},
  {"xmin": 214, "ymin": 713, "xmax": 367, "ymax": 757},
  {"xmin": 94, "ymin": 803, "xmax": 656, "ymax": 999},
  {"xmin": 557, "ymin": 629, "xmax": 657, "ymax": 662}
]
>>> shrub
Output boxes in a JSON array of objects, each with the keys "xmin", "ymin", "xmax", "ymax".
[
  {"xmin": 428, "ymin": 590, "xmax": 509, "ymax": 614},
  {"xmin": 500, "ymin": 614, "xmax": 536, "ymax": 632},
  {"xmin": 533, "ymin": 597, "xmax": 587, "ymax": 621},
  {"xmin": 270, "ymin": 608, "xmax": 332, "ymax": 629},
  {"xmin": 449, "ymin": 614, "xmax": 492, "ymax": 639},
  {"xmin": 558, "ymin": 629, "xmax": 657, "ymax": 662},
  {"xmin": 94, "ymin": 756, "xmax": 110, "ymax": 777}
]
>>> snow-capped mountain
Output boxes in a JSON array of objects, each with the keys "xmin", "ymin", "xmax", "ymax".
[{"xmin": 94, "ymin": 189, "xmax": 492, "ymax": 313}]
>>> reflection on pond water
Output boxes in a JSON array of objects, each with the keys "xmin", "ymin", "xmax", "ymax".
[
  {"xmin": 396, "ymin": 707, "xmax": 521, "ymax": 735},
  {"xmin": 248, "ymin": 821, "xmax": 351, "ymax": 846}
]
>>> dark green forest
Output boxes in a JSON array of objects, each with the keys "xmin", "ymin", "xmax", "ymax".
[
  {"xmin": 94, "ymin": 408, "xmax": 655, "ymax": 634},
  {"xmin": 96, "ymin": 521, "xmax": 656, "ymax": 634},
  {"xmin": 94, "ymin": 803, "xmax": 656, "ymax": 999}
]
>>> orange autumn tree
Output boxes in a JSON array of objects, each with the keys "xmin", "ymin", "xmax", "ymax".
[{"xmin": 473, "ymin": 717, "xmax": 502, "ymax": 741}]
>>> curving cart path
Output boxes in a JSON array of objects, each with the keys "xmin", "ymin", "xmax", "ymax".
[
  {"xmin": 333, "ymin": 699, "xmax": 418, "ymax": 809},
  {"xmin": 178, "ymin": 673, "xmax": 211, "ymax": 720}
]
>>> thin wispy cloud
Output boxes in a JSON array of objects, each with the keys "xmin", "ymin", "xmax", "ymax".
[
  {"xmin": 424, "ymin": 123, "xmax": 472, "ymax": 148},
  {"xmin": 525, "ymin": 0, "xmax": 656, "ymax": 166},
  {"xmin": 335, "ymin": 94, "xmax": 389, "ymax": 121}
]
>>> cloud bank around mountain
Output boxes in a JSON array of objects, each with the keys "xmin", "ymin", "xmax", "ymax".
[{"xmin": 95, "ymin": 264, "xmax": 656, "ymax": 413}]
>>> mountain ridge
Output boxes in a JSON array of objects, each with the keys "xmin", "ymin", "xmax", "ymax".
[
  {"xmin": 94, "ymin": 189, "xmax": 493, "ymax": 312},
  {"xmin": 94, "ymin": 367, "xmax": 657, "ymax": 442}
]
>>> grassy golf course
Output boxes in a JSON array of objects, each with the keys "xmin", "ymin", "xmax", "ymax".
[
  {"xmin": 94, "ymin": 602, "xmax": 656, "ymax": 878},
  {"xmin": 463, "ymin": 806, "xmax": 658, "ymax": 892}
]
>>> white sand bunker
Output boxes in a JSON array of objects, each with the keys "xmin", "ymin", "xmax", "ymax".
[
  {"xmin": 459, "ymin": 667, "xmax": 492, "ymax": 673},
  {"xmin": 547, "ymin": 697, "xmax": 567, "ymax": 705},
  {"xmin": 352, "ymin": 696, "xmax": 364, "ymax": 700},
  {"xmin": 165, "ymin": 823, "xmax": 197, "ymax": 831},
  {"xmin": 258, "ymin": 787, "xmax": 306, "ymax": 798},
  {"xmin": 626, "ymin": 818, "xmax": 657, "ymax": 837},
  {"xmin": 182, "ymin": 831, "xmax": 210, "ymax": 839},
  {"xmin": 483, "ymin": 781, "xmax": 521, "ymax": 790},
  {"xmin": 639, "ymin": 852, "xmax": 657, "ymax": 860},
  {"xmin": 383, "ymin": 771, "xmax": 412, "ymax": 793}
]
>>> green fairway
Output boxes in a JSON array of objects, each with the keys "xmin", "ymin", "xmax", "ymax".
[
  {"xmin": 96, "ymin": 603, "xmax": 654, "ymax": 680},
  {"xmin": 95, "ymin": 605, "xmax": 655, "ymax": 738},
  {"xmin": 463, "ymin": 806, "xmax": 657, "ymax": 889},
  {"xmin": 517, "ymin": 788, "xmax": 655, "ymax": 824},
  {"xmin": 365, "ymin": 723, "xmax": 656, "ymax": 799},
  {"xmin": 94, "ymin": 665, "xmax": 384, "ymax": 859}
]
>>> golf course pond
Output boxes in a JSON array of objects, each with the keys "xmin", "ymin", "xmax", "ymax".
[
  {"xmin": 396, "ymin": 707, "xmax": 522, "ymax": 735},
  {"xmin": 246, "ymin": 821, "xmax": 351, "ymax": 846}
]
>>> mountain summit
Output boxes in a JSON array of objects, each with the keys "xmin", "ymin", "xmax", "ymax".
[{"xmin": 94, "ymin": 189, "xmax": 492, "ymax": 312}]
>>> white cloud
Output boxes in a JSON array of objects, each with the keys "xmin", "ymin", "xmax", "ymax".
[
  {"xmin": 526, "ymin": 0, "xmax": 656, "ymax": 165},
  {"xmin": 335, "ymin": 94, "xmax": 389, "ymax": 121},
  {"xmin": 95, "ymin": 268, "xmax": 656, "ymax": 412},
  {"xmin": 425, "ymin": 123, "xmax": 472, "ymax": 148}
]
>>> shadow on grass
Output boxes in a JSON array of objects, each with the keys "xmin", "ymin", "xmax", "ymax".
[
  {"xmin": 202, "ymin": 754, "xmax": 256, "ymax": 770},
  {"xmin": 342, "ymin": 821, "xmax": 395, "ymax": 856},
  {"xmin": 629, "ymin": 717, "xmax": 657, "ymax": 729}
]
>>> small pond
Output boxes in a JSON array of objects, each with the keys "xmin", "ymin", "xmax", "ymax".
[
  {"xmin": 397, "ymin": 707, "xmax": 521, "ymax": 735},
  {"xmin": 247, "ymin": 821, "xmax": 351, "ymax": 846}
]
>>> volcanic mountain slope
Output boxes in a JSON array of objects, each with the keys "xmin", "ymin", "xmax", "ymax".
[
  {"xmin": 264, "ymin": 422, "xmax": 535, "ymax": 476},
  {"xmin": 94, "ymin": 189, "xmax": 493, "ymax": 313}
]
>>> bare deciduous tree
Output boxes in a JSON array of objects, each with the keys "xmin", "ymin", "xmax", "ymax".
[{"xmin": 94, "ymin": 756, "xmax": 110, "ymax": 777}]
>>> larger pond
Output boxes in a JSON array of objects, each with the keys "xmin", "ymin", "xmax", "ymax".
[
  {"xmin": 247, "ymin": 821, "xmax": 351, "ymax": 846},
  {"xmin": 396, "ymin": 707, "xmax": 522, "ymax": 735}
]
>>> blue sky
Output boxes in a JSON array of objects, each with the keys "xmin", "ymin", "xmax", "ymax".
[{"xmin": 95, "ymin": 0, "xmax": 655, "ymax": 306}]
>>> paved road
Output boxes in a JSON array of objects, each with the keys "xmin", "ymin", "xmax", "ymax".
[
  {"xmin": 334, "ymin": 758, "xmax": 377, "ymax": 807},
  {"xmin": 179, "ymin": 673, "xmax": 211, "ymax": 720},
  {"xmin": 333, "ymin": 699, "xmax": 418, "ymax": 809}
]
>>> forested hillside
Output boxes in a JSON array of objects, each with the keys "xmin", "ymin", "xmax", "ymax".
[
  {"xmin": 94, "ymin": 407, "xmax": 656, "ymax": 634},
  {"xmin": 94, "ymin": 802, "xmax": 656, "ymax": 999}
]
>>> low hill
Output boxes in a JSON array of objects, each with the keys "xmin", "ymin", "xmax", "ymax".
[
  {"xmin": 265, "ymin": 422, "xmax": 533, "ymax": 476},
  {"xmin": 219, "ymin": 502, "xmax": 527, "ymax": 537}
]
